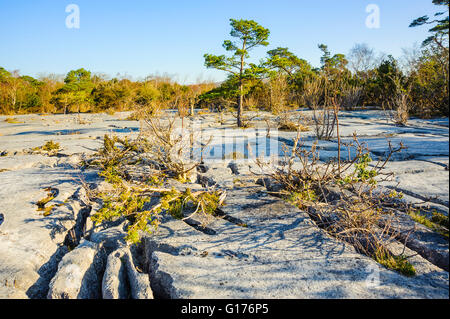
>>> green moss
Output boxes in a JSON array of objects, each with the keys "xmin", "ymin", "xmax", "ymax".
[
  {"xmin": 92, "ymin": 190, "xmax": 155, "ymax": 235},
  {"xmin": 285, "ymin": 188, "xmax": 317, "ymax": 209},
  {"xmin": 409, "ymin": 210, "xmax": 449, "ymax": 238},
  {"xmin": 146, "ymin": 175, "xmax": 164, "ymax": 186},
  {"xmin": 92, "ymin": 184, "xmax": 164, "ymax": 244},
  {"xmin": 431, "ymin": 211, "xmax": 449, "ymax": 229},
  {"xmin": 163, "ymin": 188, "xmax": 222, "ymax": 219},
  {"xmin": 409, "ymin": 210, "xmax": 434, "ymax": 228},
  {"xmin": 32, "ymin": 140, "xmax": 60, "ymax": 154},
  {"xmin": 36, "ymin": 188, "xmax": 57, "ymax": 210},
  {"xmin": 42, "ymin": 205, "xmax": 55, "ymax": 216},
  {"xmin": 374, "ymin": 249, "xmax": 416, "ymax": 277},
  {"xmin": 41, "ymin": 140, "xmax": 60, "ymax": 152},
  {"xmin": 4, "ymin": 118, "xmax": 23, "ymax": 124},
  {"xmin": 168, "ymin": 198, "xmax": 184, "ymax": 219},
  {"xmin": 99, "ymin": 166, "xmax": 124, "ymax": 186},
  {"xmin": 124, "ymin": 230, "xmax": 141, "ymax": 244}
]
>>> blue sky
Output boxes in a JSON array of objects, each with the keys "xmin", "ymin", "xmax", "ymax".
[{"xmin": 0, "ymin": 0, "xmax": 438, "ymax": 83}]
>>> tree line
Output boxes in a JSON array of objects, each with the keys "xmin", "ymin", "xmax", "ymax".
[
  {"xmin": 1, "ymin": 0, "xmax": 448, "ymax": 124},
  {"xmin": 202, "ymin": 0, "xmax": 448, "ymax": 126},
  {"xmin": 0, "ymin": 68, "xmax": 215, "ymax": 116}
]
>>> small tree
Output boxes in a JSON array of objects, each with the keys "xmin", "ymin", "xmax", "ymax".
[
  {"xmin": 318, "ymin": 44, "xmax": 350, "ymax": 77},
  {"xmin": 51, "ymin": 68, "xmax": 94, "ymax": 114},
  {"xmin": 264, "ymin": 47, "xmax": 315, "ymax": 110},
  {"xmin": 204, "ymin": 19, "xmax": 270, "ymax": 127},
  {"xmin": 135, "ymin": 81, "xmax": 161, "ymax": 115}
]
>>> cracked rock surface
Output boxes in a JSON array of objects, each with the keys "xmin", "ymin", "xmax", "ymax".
[
  {"xmin": 0, "ymin": 111, "xmax": 448, "ymax": 299},
  {"xmin": 145, "ymin": 187, "xmax": 448, "ymax": 299}
]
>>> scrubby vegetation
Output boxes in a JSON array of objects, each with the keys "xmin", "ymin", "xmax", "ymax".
[
  {"xmin": 255, "ymin": 126, "xmax": 426, "ymax": 276},
  {"xmin": 0, "ymin": 68, "xmax": 215, "ymax": 116},
  {"xmin": 84, "ymin": 118, "xmax": 225, "ymax": 244},
  {"xmin": 31, "ymin": 140, "xmax": 60, "ymax": 155}
]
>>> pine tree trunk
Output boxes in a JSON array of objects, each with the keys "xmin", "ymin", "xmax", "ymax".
[
  {"xmin": 237, "ymin": 82, "xmax": 243, "ymax": 127},
  {"xmin": 237, "ymin": 39, "xmax": 246, "ymax": 128}
]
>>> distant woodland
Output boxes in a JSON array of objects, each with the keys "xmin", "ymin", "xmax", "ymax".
[{"xmin": 1, "ymin": 1, "xmax": 448, "ymax": 121}]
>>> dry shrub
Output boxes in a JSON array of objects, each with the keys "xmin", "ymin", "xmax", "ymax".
[
  {"xmin": 255, "ymin": 128, "xmax": 415, "ymax": 275},
  {"xmin": 302, "ymin": 76, "xmax": 323, "ymax": 110},
  {"xmin": 340, "ymin": 86, "xmax": 363, "ymax": 111},
  {"xmin": 303, "ymin": 76, "xmax": 362, "ymax": 140},
  {"xmin": 275, "ymin": 111, "xmax": 311, "ymax": 132},
  {"xmin": 85, "ymin": 124, "xmax": 224, "ymax": 244},
  {"xmin": 383, "ymin": 76, "xmax": 412, "ymax": 126},
  {"xmin": 268, "ymin": 74, "xmax": 291, "ymax": 115},
  {"xmin": 142, "ymin": 115, "xmax": 211, "ymax": 182},
  {"xmin": 302, "ymin": 76, "xmax": 336, "ymax": 140}
]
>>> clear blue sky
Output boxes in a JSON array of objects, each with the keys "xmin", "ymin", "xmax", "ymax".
[{"xmin": 0, "ymin": 0, "xmax": 438, "ymax": 83}]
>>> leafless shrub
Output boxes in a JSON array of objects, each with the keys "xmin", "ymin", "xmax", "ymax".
[
  {"xmin": 312, "ymin": 107, "xmax": 336, "ymax": 140},
  {"xmin": 340, "ymin": 86, "xmax": 363, "ymax": 111},
  {"xmin": 255, "ymin": 126, "xmax": 413, "ymax": 273},
  {"xmin": 383, "ymin": 76, "xmax": 412, "ymax": 126},
  {"xmin": 303, "ymin": 76, "xmax": 362, "ymax": 139},
  {"xmin": 348, "ymin": 43, "xmax": 377, "ymax": 76},
  {"xmin": 302, "ymin": 76, "xmax": 323, "ymax": 110},
  {"xmin": 142, "ymin": 115, "xmax": 212, "ymax": 181},
  {"xmin": 302, "ymin": 76, "xmax": 336, "ymax": 140}
]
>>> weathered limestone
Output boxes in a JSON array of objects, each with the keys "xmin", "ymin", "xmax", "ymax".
[
  {"xmin": 102, "ymin": 250, "xmax": 129, "ymax": 299},
  {"xmin": 0, "ymin": 154, "xmax": 58, "ymax": 171},
  {"xmin": 89, "ymin": 220, "xmax": 129, "ymax": 254},
  {"xmin": 121, "ymin": 248, "xmax": 153, "ymax": 299},
  {"xmin": 228, "ymin": 161, "xmax": 253, "ymax": 176},
  {"xmin": 145, "ymin": 187, "xmax": 448, "ymax": 299},
  {"xmin": 0, "ymin": 111, "xmax": 448, "ymax": 299},
  {"xmin": 197, "ymin": 165, "xmax": 234, "ymax": 188},
  {"xmin": 102, "ymin": 247, "xmax": 153, "ymax": 299},
  {"xmin": 0, "ymin": 167, "xmax": 97, "ymax": 299},
  {"xmin": 47, "ymin": 239, "xmax": 104, "ymax": 299}
]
